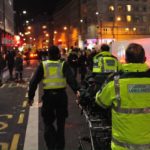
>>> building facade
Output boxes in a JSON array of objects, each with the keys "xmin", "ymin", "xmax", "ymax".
[
  {"xmin": 53, "ymin": 0, "xmax": 150, "ymax": 49},
  {"xmin": 53, "ymin": 0, "xmax": 80, "ymax": 49},
  {"xmin": 0, "ymin": 0, "xmax": 14, "ymax": 50}
]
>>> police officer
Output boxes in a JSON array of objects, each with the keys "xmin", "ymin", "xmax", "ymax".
[
  {"xmin": 92, "ymin": 44, "xmax": 121, "ymax": 88},
  {"xmin": 96, "ymin": 43, "xmax": 150, "ymax": 150},
  {"xmin": 28, "ymin": 46, "xmax": 80, "ymax": 150},
  {"xmin": 92, "ymin": 44, "xmax": 120, "ymax": 73}
]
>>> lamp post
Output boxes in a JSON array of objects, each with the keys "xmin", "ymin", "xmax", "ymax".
[
  {"xmin": 2, "ymin": 0, "xmax": 6, "ymax": 49},
  {"xmin": 96, "ymin": 11, "xmax": 103, "ymax": 45},
  {"xmin": 16, "ymin": 10, "xmax": 28, "ymax": 35},
  {"xmin": 63, "ymin": 26, "xmax": 69, "ymax": 49}
]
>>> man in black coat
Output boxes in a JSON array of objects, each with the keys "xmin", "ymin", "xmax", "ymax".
[
  {"xmin": 28, "ymin": 46, "xmax": 80, "ymax": 150},
  {"xmin": 5, "ymin": 48, "xmax": 16, "ymax": 80}
]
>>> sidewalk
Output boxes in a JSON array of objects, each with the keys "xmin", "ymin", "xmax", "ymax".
[{"xmin": 2, "ymin": 67, "xmax": 9, "ymax": 82}]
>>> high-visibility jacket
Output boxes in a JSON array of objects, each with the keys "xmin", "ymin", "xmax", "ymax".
[
  {"xmin": 92, "ymin": 51, "xmax": 120, "ymax": 73},
  {"xmin": 96, "ymin": 63, "xmax": 150, "ymax": 150},
  {"xmin": 42, "ymin": 60, "xmax": 67, "ymax": 89}
]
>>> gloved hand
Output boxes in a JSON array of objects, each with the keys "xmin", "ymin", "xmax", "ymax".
[
  {"xmin": 28, "ymin": 99, "xmax": 34, "ymax": 106},
  {"xmin": 76, "ymin": 90, "xmax": 80, "ymax": 105}
]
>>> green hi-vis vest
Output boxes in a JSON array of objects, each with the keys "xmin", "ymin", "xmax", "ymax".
[
  {"xmin": 92, "ymin": 51, "xmax": 119, "ymax": 73},
  {"xmin": 42, "ymin": 60, "xmax": 67, "ymax": 89},
  {"xmin": 96, "ymin": 63, "xmax": 150, "ymax": 150}
]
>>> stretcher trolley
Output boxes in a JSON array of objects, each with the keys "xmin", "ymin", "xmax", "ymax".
[{"xmin": 77, "ymin": 99, "xmax": 111, "ymax": 150}]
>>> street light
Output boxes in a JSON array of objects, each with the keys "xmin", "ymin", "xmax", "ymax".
[
  {"xmin": 26, "ymin": 20, "xmax": 29, "ymax": 24},
  {"xmin": 27, "ymin": 26, "xmax": 32, "ymax": 30},
  {"xmin": 96, "ymin": 11, "xmax": 103, "ymax": 44},
  {"xmin": 54, "ymin": 31, "xmax": 57, "ymax": 34},
  {"xmin": 80, "ymin": 19, "xmax": 83, "ymax": 23},
  {"xmin": 63, "ymin": 26, "xmax": 67, "ymax": 30},
  {"xmin": 22, "ymin": 10, "xmax": 27, "ymax": 15}
]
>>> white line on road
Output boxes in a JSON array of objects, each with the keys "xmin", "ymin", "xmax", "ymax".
[
  {"xmin": 23, "ymin": 86, "xmax": 39, "ymax": 150},
  {"xmin": 0, "ymin": 84, "xmax": 6, "ymax": 88}
]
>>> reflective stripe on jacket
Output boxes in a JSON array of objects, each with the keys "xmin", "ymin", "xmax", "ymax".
[
  {"xmin": 92, "ymin": 51, "xmax": 119, "ymax": 73},
  {"xmin": 96, "ymin": 63, "xmax": 150, "ymax": 150},
  {"xmin": 42, "ymin": 60, "xmax": 67, "ymax": 89}
]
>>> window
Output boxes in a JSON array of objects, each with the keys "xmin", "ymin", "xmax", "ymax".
[
  {"xmin": 143, "ymin": 16, "xmax": 147, "ymax": 22},
  {"xmin": 116, "ymin": 16, "xmax": 122, "ymax": 21},
  {"xmin": 108, "ymin": 16, "xmax": 114, "ymax": 22},
  {"xmin": 118, "ymin": 5, "xmax": 123, "ymax": 11},
  {"xmin": 109, "ymin": 5, "xmax": 115, "ymax": 11},
  {"xmin": 134, "ymin": 16, "xmax": 141, "ymax": 23},
  {"xmin": 125, "ymin": 28, "xmax": 129, "ymax": 32},
  {"xmin": 133, "ymin": 27, "xmax": 137, "ymax": 31},
  {"xmin": 126, "ymin": 5, "xmax": 132, "ymax": 12},
  {"xmin": 126, "ymin": 15, "xmax": 132, "ymax": 22},
  {"xmin": 134, "ymin": 6, "xmax": 139, "ymax": 11},
  {"xmin": 142, "ymin": 6, "xmax": 147, "ymax": 12},
  {"xmin": 148, "ymin": 26, "xmax": 150, "ymax": 33}
]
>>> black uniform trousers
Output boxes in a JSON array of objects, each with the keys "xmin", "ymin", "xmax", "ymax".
[{"xmin": 41, "ymin": 89, "xmax": 68, "ymax": 150}]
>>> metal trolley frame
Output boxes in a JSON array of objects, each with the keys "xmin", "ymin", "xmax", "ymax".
[{"xmin": 78, "ymin": 104, "xmax": 111, "ymax": 150}]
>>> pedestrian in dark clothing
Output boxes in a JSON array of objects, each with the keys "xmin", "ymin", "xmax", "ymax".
[
  {"xmin": 67, "ymin": 50, "xmax": 78, "ymax": 78},
  {"xmin": 87, "ymin": 48, "xmax": 97, "ymax": 72},
  {"xmin": 24, "ymin": 48, "xmax": 31, "ymax": 66},
  {"xmin": 15, "ymin": 52, "xmax": 23, "ymax": 82},
  {"xmin": 5, "ymin": 49, "xmax": 16, "ymax": 80},
  {"xmin": 78, "ymin": 51, "xmax": 88, "ymax": 83},
  {"xmin": 0, "ymin": 51, "xmax": 5, "ymax": 85},
  {"xmin": 28, "ymin": 46, "xmax": 80, "ymax": 150}
]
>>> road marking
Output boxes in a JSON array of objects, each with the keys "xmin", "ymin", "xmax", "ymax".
[
  {"xmin": 17, "ymin": 113, "xmax": 25, "ymax": 124},
  {"xmin": 0, "ymin": 132, "xmax": 7, "ymax": 134},
  {"xmin": 8, "ymin": 83, "xmax": 12, "ymax": 88},
  {"xmin": 0, "ymin": 84, "xmax": 6, "ymax": 88},
  {"xmin": 0, "ymin": 83, "xmax": 28, "ymax": 89},
  {"xmin": 0, "ymin": 114, "xmax": 13, "ymax": 119},
  {"xmin": 0, "ymin": 122, "xmax": 8, "ymax": 131},
  {"xmin": 0, "ymin": 142, "xmax": 8, "ymax": 150},
  {"xmin": 22, "ymin": 101, "xmax": 28, "ymax": 108},
  {"xmin": 10, "ymin": 134, "xmax": 20, "ymax": 150},
  {"xmin": 23, "ymin": 86, "xmax": 39, "ymax": 150},
  {"xmin": 25, "ymin": 92, "xmax": 28, "ymax": 98}
]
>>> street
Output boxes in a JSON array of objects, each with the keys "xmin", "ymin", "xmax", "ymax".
[{"xmin": 0, "ymin": 60, "xmax": 88, "ymax": 150}]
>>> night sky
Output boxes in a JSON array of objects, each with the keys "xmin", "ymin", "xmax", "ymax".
[{"xmin": 14, "ymin": 0, "xmax": 62, "ymax": 16}]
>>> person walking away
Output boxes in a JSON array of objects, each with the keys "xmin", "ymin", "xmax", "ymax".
[
  {"xmin": 5, "ymin": 48, "xmax": 16, "ymax": 80},
  {"xmin": 24, "ymin": 48, "xmax": 31, "ymax": 65},
  {"xmin": 96, "ymin": 43, "xmax": 150, "ymax": 150},
  {"xmin": 78, "ymin": 50, "xmax": 88, "ymax": 83},
  {"xmin": 92, "ymin": 44, "xmax": 121, "ymax": 88},
  {"xmin": 0, "ymin": 51, "xmax": 6, "ymax": 86},
  {"xmin": 67, "ymin": 49, "xmax": 78, "ymax": 78},
  {"xmin": 28, "ymin": 46, "xmax": 80, "ymax": 150},
  {"xmin": 15, "ymin": 52, "xmax": 23, "ymax": 82}
]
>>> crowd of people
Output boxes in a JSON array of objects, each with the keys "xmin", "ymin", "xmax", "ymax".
[
  {"xmin": 28, "ymin": 42, "xmax": 150, "ymax": 150},
  {"xmin": 0, "ymin": 48, "xmax": 25, "ymax": 85},
  {"xmin": 1, "ymin": 42, "xmax": 150, "ymax": 150}
]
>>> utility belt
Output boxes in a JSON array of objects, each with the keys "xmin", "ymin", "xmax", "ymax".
[{"xmin": 44, "ymin": 88, "xmax": 66, "ymax": 95}]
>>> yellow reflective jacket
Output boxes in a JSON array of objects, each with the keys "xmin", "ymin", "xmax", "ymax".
[
  {"xmin": 42, "ymin": 60, "xmax": 67, "ymax": 89},
  {"xmin": 92, "ymin": 51, "xmax": 121, "ymax": 73},
  {"xmin": 96, "ymin": 63, "xmax": 150, "ymax": 150}
]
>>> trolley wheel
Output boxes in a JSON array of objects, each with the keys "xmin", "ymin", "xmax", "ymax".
[{"xmin": 78, "ymin": 145, "xmax": 83, "ymax": 150}]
